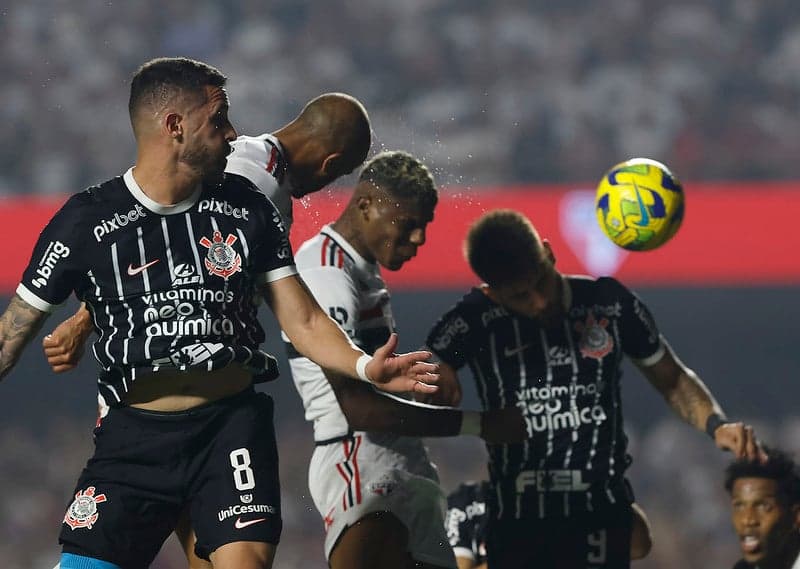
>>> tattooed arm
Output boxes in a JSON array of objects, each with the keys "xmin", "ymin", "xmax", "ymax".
[
  {"xmin": 638, "ymin": 340, "xmax": 762, "ymax": 461},
  {"xmin": 0, "ymin": 295, "xmax": 50, "ymax": 381}
]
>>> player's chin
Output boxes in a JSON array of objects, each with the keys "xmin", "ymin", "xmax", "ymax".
[
  {"xmin": 204, "ymin": 166, "xmax": 227, "ymax": 187},
  {"xmin": 384, "ymin": 257, "xmax": 407, "ymax": 271}
]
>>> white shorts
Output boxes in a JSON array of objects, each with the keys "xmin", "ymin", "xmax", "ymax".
[{"xmin": 309, "ymin": 433, "xmax": 456, "ymax": 568}]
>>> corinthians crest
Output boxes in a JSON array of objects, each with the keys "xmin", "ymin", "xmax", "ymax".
[
  {"xmin": 199, "ymin": 231, "xmax": 242, "ymax": 280},
  {"xmin": 64, "ymin": 486, "xmax": 107, "ymax": 530},
  {"xmin": 575, "ymin": 311, "xmax": 614, "ymax": 359}
]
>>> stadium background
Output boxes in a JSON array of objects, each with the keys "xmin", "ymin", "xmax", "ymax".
[{"xmin": 1, "ymin": 1, "xmax": 799, "ymax": 567}]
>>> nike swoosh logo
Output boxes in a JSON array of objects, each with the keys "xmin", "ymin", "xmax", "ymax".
[
  {"xmin": 234, "ymin": 517, "xmax": 267, "ymax": 529},
  {"xmin": 633, "ymin": 180, "xmax": 649, "ymax": 226},
  {"xmin": 127, "ymin": 259, "xmax": 159, "ymax": 276},
  {"xmin": 504, "ymin": 344, "xmax": 530, "ymax": 357}
]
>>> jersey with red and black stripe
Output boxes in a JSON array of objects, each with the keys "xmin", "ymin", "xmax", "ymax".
[
  {"xmin": 285, "ymin": 224, "xmax": 397, "ymax": 443},
  {"xmin": 225, "ymin": 133, "xmax": 295, "ymax": 230},
  {"xmin": 16, "ymin": 169, "xmax": 296, "ymax": 405},
  {"xmin": 426, "ymin": 276, "xmax": 664, "ymax": 520}
]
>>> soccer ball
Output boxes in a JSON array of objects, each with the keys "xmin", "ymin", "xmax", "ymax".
[{"xmin": 595, "ymin": 158, "xmax": 685, "ymax": 251}]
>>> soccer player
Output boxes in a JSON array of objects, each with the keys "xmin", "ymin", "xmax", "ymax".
[
  {"xmin": 0, "ymin": 57, "xmax": 437, "ymax": 569},
  {"xmin": 289, "ymin": 151, "xmax": 526, "ymax": 569},
  {"xmin": 425, "ymin": 209, "xmax": 765, "ymax": 569},
  {"xmin": 446, "ymin": 481, "xmax": 490, "ymax": 569},
  {"xmin": 41, "ymin": 90, "xmax": 372, "ymax": 569},
  {"xmin": 726, "ymin": 447, "xmax": 800, "ymax": 569},
  {"xmin": 43, "ymin": 90, "xmax": 372, "ymax": 375},
  {"xmin": 444, "ymin": 481, "xmax": 652, "ymax": 568}
]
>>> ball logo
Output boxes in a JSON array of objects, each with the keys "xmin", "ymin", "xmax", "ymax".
[
  {"xmin": 63, "ymin": 486, "xmax": 107, "ymax": 530},
  {"xmin": 199, "ymin": 231, "xmax": 242, "ymax": 280},
  {"xmin": 575, "ymin": 311, "xmax": 614, "ymax": 360}
]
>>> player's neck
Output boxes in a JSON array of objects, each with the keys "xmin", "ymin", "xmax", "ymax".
[
  {"xmin": 330, "ymin": 215, "xmax": 373, "ymax": 263},
  {"xmin": 132, "ymin": 157, "xmax": 202, "ymax": 206}
]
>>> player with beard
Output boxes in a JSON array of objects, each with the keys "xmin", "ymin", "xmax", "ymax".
[
  {"xmin": 0, "ymin": 57, "xmax": 437, "ymax": 569},
  {"xmin": 426, "ymin": 209, "xmax": 764, "ymax": 569},
  {"xmin": 727, "ymin": 447, "xmax": 800, "ymax": 569},
  {"xmin": 41, "ymin": 90, "xmax": 371, "ymax": 569}
]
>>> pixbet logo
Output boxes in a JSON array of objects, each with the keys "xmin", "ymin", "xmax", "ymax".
[
  {"xmin": 31, "ymin": 241, "xmax": 71, "ymax": 289},
  {"xmin": 198, "ymin": 198, "xmax": 249, "ymax": 220},
  {"xmin": 93, "ymin": 204, "xmax": 147, "ymax": 242}
]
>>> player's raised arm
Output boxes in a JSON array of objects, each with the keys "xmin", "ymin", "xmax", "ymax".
[
  {"xmin": 0, "ymin": 295, "xmax": 50, "ymax": 380},
  {"xmin": 264, "ymin": 274, "xmax": 439, "ymax": 395},
  {"xmin": 637, "ymin": 340, "xmax": 764, "ymax": 462}
]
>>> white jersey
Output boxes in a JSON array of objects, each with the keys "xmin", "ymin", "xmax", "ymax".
[
  {"xmin": 287, "ymin": 224, "xmax": 394, "ymax": 439},
  {"xmin": 289, "ymin": 225, "xmax": 452, "ymax": 567},
  {"xmin": 225, "ymin": 133, "xmax": 295, "ymax": 231}
]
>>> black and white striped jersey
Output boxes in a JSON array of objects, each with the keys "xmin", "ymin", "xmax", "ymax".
[
  {"xmin": 17, "ymin": 168, "xmax": 296, "ymax": 405},
  {"xmin": 427, "ymin": 276, "xmax": 664, "ymax": 520},
  {"xmin": 446, "ymin": 481, "xmax": 489, "ymax": 565}
]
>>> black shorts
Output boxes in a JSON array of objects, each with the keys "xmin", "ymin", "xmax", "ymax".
[
  {"xmin": 486, "ymin": 504, "xmax": 633, "ymax": 569},
  {"xmin": 59, "ymin": 387, "xmax": 282, "ymax": 568}
]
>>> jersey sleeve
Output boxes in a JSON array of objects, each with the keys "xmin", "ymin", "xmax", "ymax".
[
  {"xmin": 250, "ymin": 197, "xmax": 297, "ymax": 283},
  {"xmin": 225, "ymin": 136, "xmax": 281, "ymax": 198},
  {"xmin": 300, "ymin": 265, "xmax": 360, "ymax": 340},
  {"xmin": 604, "ymin": 277, "xmax": 665, "ymax": 366},
  {"xmin": 426, "ymin": 301, "xmax": 473, "ymax": 369},
  {"xmin": 16, "ymin": 195, "xmax": 86, "ymax": 312}
]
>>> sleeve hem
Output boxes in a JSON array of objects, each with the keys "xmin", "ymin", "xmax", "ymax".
[
  {"xmin": 15, "ymin": 283, "xmax": 58, "ymax": 313},
  {"xmin": 452, "ymin": 547, "xmax": 475, "ymax": 561},
  {"xmin": 259, "ymin": 265, "xmax": 298, "ymax": 284},
  {"xmin": 631, "ymin": 336, "xmax": 666, "ymax": 367}
]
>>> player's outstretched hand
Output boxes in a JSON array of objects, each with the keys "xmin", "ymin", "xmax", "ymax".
[
  {"xmin": 42, "ymin": 307, "xmax": 92, "ymax": 373},
  {"xmin": 714, "ymin": 422, "xmax": 769, "ymax": 463},
  {"xmin": 480, "ymin": 406, "xmax": 528, "ymax": 444},
  {"xmin": 365, "ymin": 333, "xmax": 440, "ymax": 395}
]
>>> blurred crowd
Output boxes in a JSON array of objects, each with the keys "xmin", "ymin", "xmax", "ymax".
[
  {"xmin": 3, "ymin": 0, "xmax": 800, "ymax": 196},
  {"xmin": 2, "ymin": 413, "xmax": 798, "ymax": 569}
]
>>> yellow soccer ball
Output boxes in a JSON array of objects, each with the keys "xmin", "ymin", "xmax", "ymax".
[{"xmin": 595, "ymin": 158, "xmax": 685, "ymax": 251}]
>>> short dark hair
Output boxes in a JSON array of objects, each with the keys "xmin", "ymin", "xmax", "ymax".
[
  {"xmin": 359, "ymin": 151, "xmax": 438, "ymax": 211},
  {"xmin": 725, "ymin": 447, "xmax": 800, "ymax": 506},
  {"xmin": 465, "ymin": 209, "xmax": 546, "ymax": 286},
  {"xmin": 129, "ymin": 57, "xmax": 227, "ymax": 126}
]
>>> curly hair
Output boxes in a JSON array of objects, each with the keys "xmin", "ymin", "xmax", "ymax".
[
  {"xmin": 725, "ymin": 446, "xmax": 800, "ymax": 505},
  {"xmin": 464, "ymin": 209, "xmax": 547, "ymax": 286},
  {"xmin": 358, "ymin": 150, "xmax": 438, "ymax": 211}
]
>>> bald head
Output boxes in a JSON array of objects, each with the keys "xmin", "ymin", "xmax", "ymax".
[{"xmin": 295, "ymin": 93, "xmax": 371, "ymax": 166}]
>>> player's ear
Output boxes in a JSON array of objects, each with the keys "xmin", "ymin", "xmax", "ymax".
[
  {"xmin": 480, "ymin": 283, "xmax": 497, "ymax": 302},
  {"xmin": 165, "ymin": 112, "xmax": 183, "ymax": 140},
  {"xmin": 356, "ymin": 191, "xmax": 372, "ymax": 220},
  {"xmin": 320, "ymin": 152, "xmax": 344, "ymax": 177}
]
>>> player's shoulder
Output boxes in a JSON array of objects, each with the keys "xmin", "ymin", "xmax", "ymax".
[
  {"xmin": 58, "ymin": 176, "xmax": 126, "ymax": 214},
  {"xmin": 452, "ymin": 287, "xmax": 492, "ymax": 315},
  {"xmin": 295, "ymin": 227, "xmax": 357, "ymax": 273},
  {"xmin": 567, "ymin": 274, "xmax": 632, "ymax": 302},
  {"xmin": 220, "ymin": 173, "xmax": 280, "ymax": 210},
  {"xmin": 228, "ymin": 133, "xmax": 287, "ymax": 180}
]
